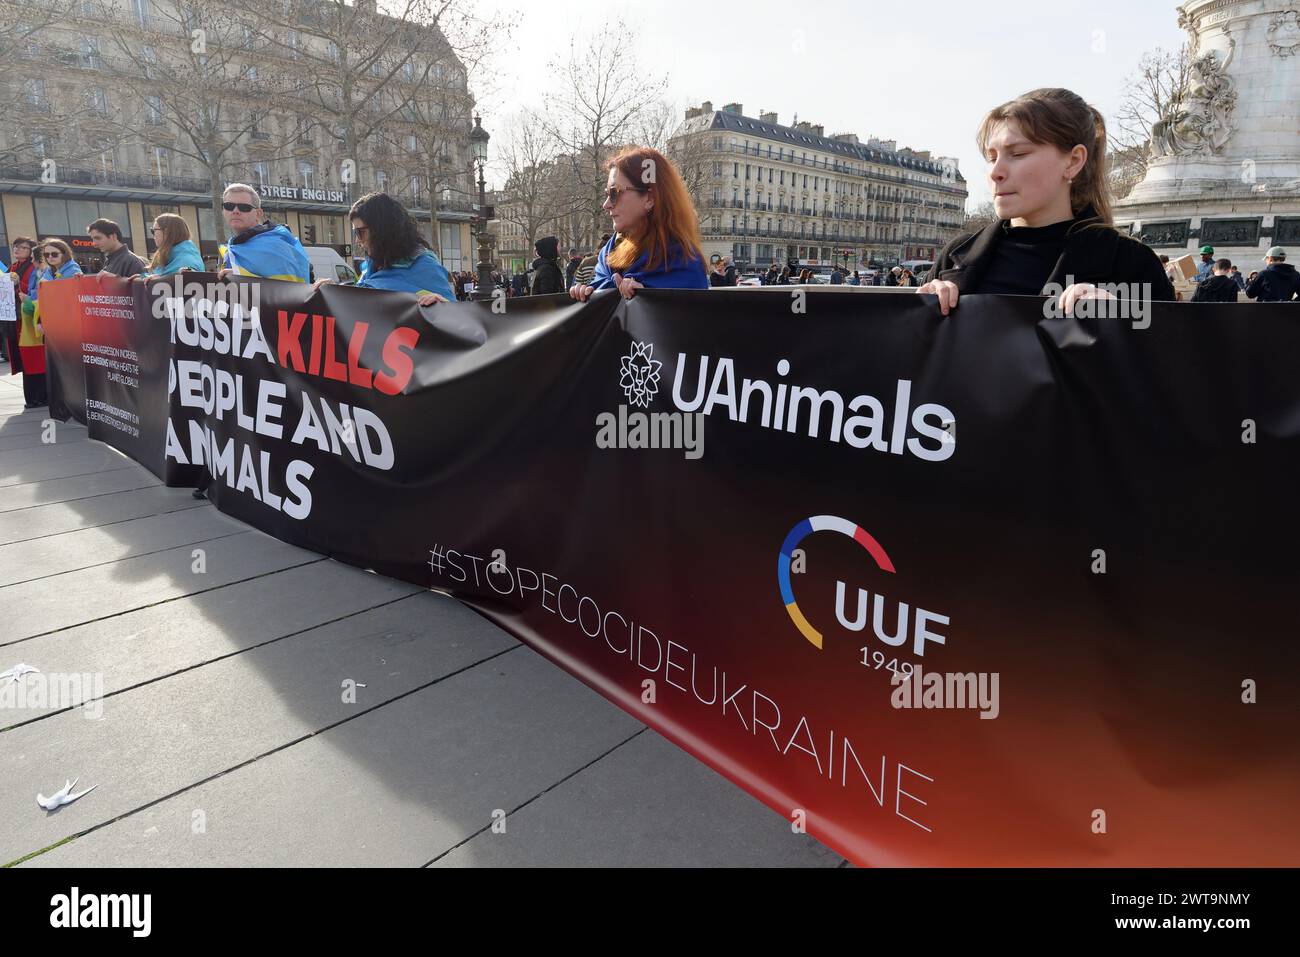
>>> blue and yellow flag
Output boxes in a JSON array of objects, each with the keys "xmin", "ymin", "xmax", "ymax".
[
  {"xmin": 220, "ymin": 224, "xmax": 311, "ymax": 283},
  {"xmin": 356, "ymin": 249, "xmax": 455, "ymax": 300}
]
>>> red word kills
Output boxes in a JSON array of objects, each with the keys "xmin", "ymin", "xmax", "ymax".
[{"xmin": 276, "ymin": 311, "xmax": 418, "ymax": 395}]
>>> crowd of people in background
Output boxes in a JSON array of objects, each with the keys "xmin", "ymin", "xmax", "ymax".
[{"xmin": 5, "ymin": 83, "xmax": 1297, "ymax": 415}]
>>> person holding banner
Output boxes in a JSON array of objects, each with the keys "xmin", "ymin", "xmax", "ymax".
[
  {"xmin": 569, "ymin": 146, "xmax": 709, "ymax": 302},
  {"xmin": 216, "ymin": 184, "xmax": 311, "ymax": 283},
  {"xmin": 23, "ymin": 240, "xmax": 83, "ymax": 408},
  {"xmin": 4, "ymin": 238, "xmax": 39, "ymax": 367},
  {"xmin": 135, "ymin": 214, "xmax": 205, "ymax": 278},
  {"xmin": 919, "ymin": 88, "xmax": 1174, "ymax": 316},
  {"xmin": 315, "ymin": 191, "xmax": 454, "ymax": 306}
]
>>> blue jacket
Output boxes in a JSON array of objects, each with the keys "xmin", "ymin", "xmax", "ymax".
[
  {"xmin": 31, "ymin": 259, "xmax": 84, "ymax": 302},
  {"xmin": 591, "ymin": 234, "xmax": 708, "ymax": 290},
  {"xmin": 1195, "ymin": 258, "xmax": 1215, "ymax": 283},
  {"xmin": 147, "ymin": 239, "xmax": 205, "ymax": 276},
  {"xmin": 356, "ymin": 248, "xmax": 455, "ymax": 300}
]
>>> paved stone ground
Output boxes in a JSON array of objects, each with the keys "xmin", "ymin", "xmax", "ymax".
[{"xmin": 0, "ymin": 363, "xmax": 845, "ymax": 867}]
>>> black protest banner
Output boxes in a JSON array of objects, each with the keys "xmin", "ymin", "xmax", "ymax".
[{"xmin": 46, "ymin": 276, "xmax": 1300, "ymax": 866}]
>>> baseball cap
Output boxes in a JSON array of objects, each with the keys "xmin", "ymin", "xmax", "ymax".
[
  {"xmin": 1199, "ymin": 245, "xmax": 1214, "ymax": 254},
  {"xmin": 1266, "ymin": 246, "xmax": 1287, "ymax": 259}
]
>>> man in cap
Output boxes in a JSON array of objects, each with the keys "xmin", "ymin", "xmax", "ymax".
[
  {"xmin": 1195, "ymin": 245, "xmax": 1216, "ymax": 283},
  {"xmin": 1245, "ymin": 247, "xmax": 1300, "ymax": 303}
]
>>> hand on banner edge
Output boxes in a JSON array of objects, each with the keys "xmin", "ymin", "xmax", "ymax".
[
  {"xmin": 613, "ymin": 272, "xmax": 644, "ymax": 300},
  {"xmin": 918, "ymin": 278, "xmax": 959, "ymax": 316},
  {"xmin": 1058, "ymin": 282, "xmax": 1115, "ymax": 314}
]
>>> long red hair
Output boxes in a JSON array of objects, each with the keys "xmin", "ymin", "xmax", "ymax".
[{"xmin": 605, "ymin": 146, "xmax": 703, "ymax": 273}]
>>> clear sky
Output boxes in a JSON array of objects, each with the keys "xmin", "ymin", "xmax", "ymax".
[{"xmin": 468, "ymin": 0, "xmax": 1189, "ymax": 208}]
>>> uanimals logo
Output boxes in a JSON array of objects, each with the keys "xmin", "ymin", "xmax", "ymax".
[{"xmin": 620, "ymin": 341, "xmax": 662, "ymax": 408}]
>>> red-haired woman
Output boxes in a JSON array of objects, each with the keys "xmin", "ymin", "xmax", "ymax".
[{"xmin": 570, "ymin": 146, "xmax": 708, "ymax": 301}]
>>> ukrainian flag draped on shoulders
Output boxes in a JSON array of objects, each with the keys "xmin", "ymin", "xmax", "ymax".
[
  {"xmin": 219, "ymin": 222, "xmax": 311, "ymax": 282},
  {"xmin": 355, "ymin": 247, "xmax": 455, "ymax": 300}
]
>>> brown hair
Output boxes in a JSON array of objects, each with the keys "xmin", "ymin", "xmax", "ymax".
[
  {"xmin": 605, "ymin": 146, "xmax": 703, "ymax": 273},
  {"xmin": 87, "ymin": 218, "xmax": 124, "ymax": 240},
  {"xmin": 11, "ymin": 235, "xmax": 35, "ymax": 250},
  {"xmin": 976, "ymin": 87, "xmax": 1112, "ymax": 225},
  {"xmin": 149, "ymin": 213, "xmax": 191, "ymax": 271},
  {"xmin": 40, "ymin": 238, "xmax": 75, "ymax": 265}
]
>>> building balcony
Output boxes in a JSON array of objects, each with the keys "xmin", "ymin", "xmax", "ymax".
[{"xmin": 0, "ymin": 160, "xmax": 212, "ymax": 195}]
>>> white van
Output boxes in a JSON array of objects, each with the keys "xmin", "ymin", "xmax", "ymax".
[
  {"xmin": 304, "ymin": 246, "xmax": 359, "ymax": 284},
  {"xmin": 901, "ymin": 259, "xmax": 935, "ymax": 281}
]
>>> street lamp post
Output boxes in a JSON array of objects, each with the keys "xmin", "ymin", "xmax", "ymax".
[{"xmin": 469, "ymin": 114, "xmax": 493, "ymax": 302}]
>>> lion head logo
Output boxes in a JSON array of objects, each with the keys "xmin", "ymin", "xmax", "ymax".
[{"xmin": 619, "ymin": 341, "xmax": 662, "ymax": 408}]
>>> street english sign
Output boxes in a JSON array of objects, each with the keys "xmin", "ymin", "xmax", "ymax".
[{"xmin": 259, "ymin": 184, "xmax": 346, "ymax": 204}]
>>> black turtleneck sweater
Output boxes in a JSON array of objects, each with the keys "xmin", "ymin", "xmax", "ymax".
[{"xmin": 977, "ymin": 218, "xmax": 1073, "ymax": 295}]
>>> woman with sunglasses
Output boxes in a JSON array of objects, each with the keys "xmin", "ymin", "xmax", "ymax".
[
  {"xmin": 918, "ymin": 88, "xmax": 1173, "ymax": 316},
  {"xmin": 569, "ymin": 146, "xmax": 708, "ymax": 302},
  {"xmin": 135, "ymin": 214, "xmax": 204, "ymax": 278},
  {"xmin": 21, "ymin": 240, "xmax": 82, "ymax": 408},
  {"xmin": 315, "ymin": 192, "xmax": 455, "ymax": 306}
]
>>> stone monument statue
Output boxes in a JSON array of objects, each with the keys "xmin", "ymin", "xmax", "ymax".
[{"xmin": 1116, "ymin": 1, "xmax": 1300, "ymax": 264}]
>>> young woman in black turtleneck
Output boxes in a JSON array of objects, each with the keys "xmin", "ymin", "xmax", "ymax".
[{"xmin": 919, "ymin": 88, "xmax": 1174, "ymax": 315}]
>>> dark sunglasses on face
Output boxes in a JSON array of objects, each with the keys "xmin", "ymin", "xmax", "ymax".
[
  {"xmin": 222, "ymin": 202, "xmax": 256, "ymax": 212},
  {"xmin": 604, "ymin": 185, "xmax": 648, "ymax": 204}
]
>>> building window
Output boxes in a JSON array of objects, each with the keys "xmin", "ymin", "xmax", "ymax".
[
  {"xmin": 81, "ymin": 36, "xmax": 102, "ymax": 69},
  {"xmin": 298, "ymin": 160, "xmax": 316, "ymax": 188},
  {"xmin": 132, "ymin": 0, "xmax": 149, "ymax": 27},
  {"xmin": 252, "ymin": 161, "xmax": 270, "ymax": 187},
  {"xmin": 146, "ymin": 95, "xmax": 163, "ymax": 125},
  {"xmin": 439, "ymin": 223, "xmax": 462, "ymax": 267}
]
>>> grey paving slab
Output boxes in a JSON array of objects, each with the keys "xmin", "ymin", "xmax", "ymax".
[
  {"xmin": 432, "ymin": 729, "xmax": 846, "ymax": 868},
  {"xmin": 0, "ymin": 428, "xmax": 89, "ymax": 452},
  {"xmin": 0, "ymin": 415, "xmax": 72, "ymax": 437},
  {"xmin": 0, "ymin": 531, "xmax": 319, "ymax": 642},
  {"xmin": 0, "ymin": 442, "xmax": 132, "ymax": 486},
  {"xmin": 0, "ymin": 506, "xmax": 246, "ymax": 587},
  {"xmin": 0, "ymin": 466, "xmax": 158, "ymax": 512},
  {"xmin": 1, "ymin": 558, "xmax": 423, "ymax": 729},
  {"xmin": 22, "ymin": 644, "xmax": 644, "ymax": 867},
  {"xmin": 0, "ymin": 485, "xmax": 203, "ymax": 546},
  {"xmin": 2, "ymin": 591, "xmax": 518, "ymax": 865}
]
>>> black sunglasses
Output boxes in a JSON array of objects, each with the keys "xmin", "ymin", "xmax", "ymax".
[
  {"xmin": 604, "ymin": 185, "xmax": 648, "ymax": 204},
  {"xmin": 222, "ymin": 201, "xmax": 256, "ymax": 212}
]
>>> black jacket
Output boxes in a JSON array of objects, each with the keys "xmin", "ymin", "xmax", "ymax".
[
  {"xmin": 530, "ymin": 236, "xmax": 564, "ymax": 295},
  {"xmin": 930, "ymin": 207, "xmax": 1176, "ymax": 300},
  {"xmin": 1245, "ymin": 262, "xmax": 1300, "ymax": 303},
  {"xmin": 1190, "ymin": 274, "xmax": 1240, "ymax": 303}
]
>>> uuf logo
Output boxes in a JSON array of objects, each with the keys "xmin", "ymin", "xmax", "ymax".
[
  {"xmin": 620, "ymin": 341, "xmax": 662, "ymax": 408},
  {"xmin": 778, "ymin": 515, "xmax": 896, "ymax": 649}
]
